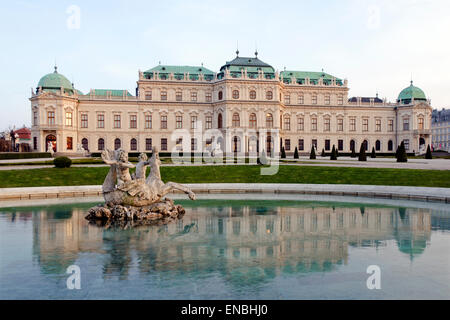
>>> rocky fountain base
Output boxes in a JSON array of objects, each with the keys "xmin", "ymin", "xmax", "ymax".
[{"xmin": 85, "ymin": 198, "xmax": 185, "ymax": 228}]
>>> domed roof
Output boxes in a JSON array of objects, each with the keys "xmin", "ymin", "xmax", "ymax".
[
  {"xmin": 397, "ymin": 81, "xmax": 426, "ymax": 103},
  {"xmin": 37, "ymin": 66, "xmax": 73, "ymax": 91}
]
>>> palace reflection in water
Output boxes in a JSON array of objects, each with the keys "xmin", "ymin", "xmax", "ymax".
[{"xmin": 5, "ymin": 201, "xmax": 439, "ymax": 284}]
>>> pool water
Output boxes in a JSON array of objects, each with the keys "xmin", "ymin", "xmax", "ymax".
[{"xmin": 0, "ymin": 198, "xmax": 449, "ymax": 299}]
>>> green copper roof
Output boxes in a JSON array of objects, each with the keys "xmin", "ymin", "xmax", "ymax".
[
  {"xmin": 143, "ymin": 65, "xmax": 215, "ymax": 80},
  {"xmin": 280, "ymin": 70, "xmax": 343, "ymax": 85},
  {"xmin": 88, "ymin": 89, "xmax": 133, "ymax": 97},
  {"xmin": 397, "ymin": 81, "xmax": 426, "ymax": 103},
  {"xmin": 37, "ymin": 67, "xmax": 73, "ymax": 91},
  {"xmin": 218, "ymin": 55, "xmax": 275, "ymax": 79}
]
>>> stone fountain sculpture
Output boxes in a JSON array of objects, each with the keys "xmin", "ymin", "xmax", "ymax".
[{"xmin": 86, "ymin": 147, "xmax": 196, "ymax": 227}]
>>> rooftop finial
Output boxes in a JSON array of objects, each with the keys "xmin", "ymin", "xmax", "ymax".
[
  {"xmin": 236, "ymin": 40, "xmax": 239, "ymax": 57},
  {"xmin": 255, "ymin": 41, "xmax": 258, "ymax": 57},
  {"xmin": 54, "ymin": 65, "xmax": 58, "ymax": 73}
]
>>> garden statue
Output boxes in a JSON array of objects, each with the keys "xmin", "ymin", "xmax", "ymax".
[
  {"xmin": 47, "ymin": 141, "xmax": 54, "ymax": 156},
  {"xmin": 86, "ymin": 147, "xmax": 196, "ymax": 227}
]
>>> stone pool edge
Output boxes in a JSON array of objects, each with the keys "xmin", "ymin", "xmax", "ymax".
[{"xmin": 0, "ymin": 184, "xmax": 449, "ymax": 203}]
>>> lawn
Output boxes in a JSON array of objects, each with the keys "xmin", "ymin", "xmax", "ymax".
[{"xmin": 0, "ymin": 165, "xmax": 449, "ymax": 188}]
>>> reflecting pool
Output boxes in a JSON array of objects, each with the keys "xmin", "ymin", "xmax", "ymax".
[{"xmin": 1, "ymin": 196, "xmax": 449, "ymax": 299}]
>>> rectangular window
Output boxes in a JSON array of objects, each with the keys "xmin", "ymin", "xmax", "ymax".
[
  {"xmin": 48, "ymin": 111, "xmax": 55, "ymax": 125},
  {"xmin": 191, "ymin": 138, "xmax": 197, "ymax": 151},
  {"xmin": 66, "ymin": 137, "xmax": 73, "ymax": 150},
  {"xmin": 312, "ymin": 94, "xmax": 317, "ymax": 104},
  {"xmin": 362, "ymin": 119, "xmax": 368, "ymax": 132},
  {"xmin": 284, "ymin": 94, "xmax": 290, "ymax": 104},
  {"xmin": 145, "ymin": 138, "xmax": 152, "ymax": 151},
  {"xmin": 191, "ymin": 116, "xmax": 197, "ymax": 129},
  {"xmin": 337, "ymin": 118, "xmax": 343, "ymax": 131},
  {"xmin": 161, "ymin": 138, "xmax": 167, "ymax": 151},
  {"xmin": 33, "ymin": 137, "xmax": 37, "ymax": 150},
  {"xmin": 114, "ymin": 115, "xmax": 121, "ymax": 128},
  {"xmin": 374, "ymin": 119, "xmax": 381, "ymax": 132},
  {"xmin": 145, "ymin": 91, "xmax": 152, "ymax": 100},
  {"xmin": 206, "ymin": 116, "xmax": 212, "ymax": 129},
  {"xmin": 404, "ymin": 139, "xmax": 410, "ymax": 150},
  {"xmin": 176, "ymin": 91, "xmax": 182, "ymax": 101},
  {"xmin": 81, "ymin": 114, "xmax": 88, "ymax": 128},
  {"xmin": 130, "ymin": 115, "xmax": 137, "ymax": 128},
  {"xmin": 97, "ymin": 114, "xmax": 105, "ymax": 128},
  {"xmin": 311, "ymin": 118, "xmax": 317, "ymax": 131},
  {"xmin": 161, "ymin": 115, "xmax": 167, "ymax": 129},
  {"xmin": 298, "ymin": 139, "xmax": 304, "ymax": 151},
  {"xmin": 403, "ymin": 118, "xmax": 409, "ymax": 131},
  {"xmin": 418, "ymin": 118, "xmax": 424, "ymax": 130},
  {"xmin": 325, "ymin": 139, "xmax": 330, "ymax": 151},
  {"xmin": 337, "ymin": 95, "xmax": 343, "ymax": 105},
  {"xmin": 176, "ymin": 138, "xmax": 183, "ymax": 151},
  {"xmin": 350, "ymin": 118, "xmax": 356, "ymax": 131},
  {"xmin": 338, "ymin": 139, "xmax": 343, "ymax": 151},
  {"xmin": 284, "ymin": 117, "xmax": 290, "ymax": 131},
  {"xmin": 176, "ymin": 115, "xmax": 183, "ymax": 129},
  {"xmin": 324, "ymin": 118, "xmax": 330, "ymax": 132},
  {"xmin": 297, "ymin": 118, "xmax": 304, "ymax": 131},
  {"xmin": 145, "ymin": 114, "xmax": 152, "ymax": 129},
  {"xmin": 161, "ymin": 91, "xmax": 167, "ymax": 101},
  {"xmin": 298, "ymin": 94, "xmax": 304, "ymax": 104},
  {"xmin": 312, "ymin": 139, "xmax": 317, "ymax": 149},
  {"xmin": 65, "ymin": 112, "xmax": 72, "ymax": 126},
  {"xmin": 388, "ymin": 119, "xmax": 394, "ymax": 132},
  {"xmin": 205, "ymin": 92, "xmax": 212, "ymax": 102},
  {"xmin": 191, "ymin": 91, "xmax": 197, "ymax": 102},
  {"xmin": 33, "ymin": 111, "xmax": 38, "ymax": 125},
  {"xmin": 324, "ymin": 95, "xmax": 330, "ymax": 105},
  {"xmin": 285, "ymin": 139, "xmax": 291, "ymax": 151}
]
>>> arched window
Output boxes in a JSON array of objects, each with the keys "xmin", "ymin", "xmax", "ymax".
[
  {"xmin": 218, "ymin": 113, "xmax": 223, "ymax": 129},
  {"xmin": 266, "ymin": 135, "xmax": 273, "ymax": 156},
  {"xmin": 376, "ymin": 140, "xmax": 381, "ymax": 151},
  {"xmin": 266, "ymin": 113, "xmax": 273, "ymax": 128},
  {"xmin": 232, "ymin": 113, "xmax": 240, "ymax": 127},
  {"xmin": 218, "ymin": 91, "xmax": 223, "ymax": 100},
  {"xmin": 233, "ymin": 136, "xmax": 241, "ymax": 153},
  {"xmin": 363, "ymin": 140, "xmax": 368, "ymax": 151},
  {"xmin": 388, "ymin": 140, "xmax": 393, "ymax": 151},
  {"xmin": 98, "ymin": 138, "xmax": 105, "ymax": 151},
  {"xmin": 114, "ymin": 138, "xmax": 121, "ymax": 150},
  {"xmin": 249, "ymin": 90, "xmax": 256, "ymax": 100},
  {"xmin": 350, "ymin": 139, "xmax": 355, "ymax": 151},
  {"xmin": 81, "ymin": 138, "xmax": 88, "ymax": 151},
  {"xmin": 232, "ymin": 90, "xmax": 239, "ymax": 99},
  {"xmin": 130, "ymin": 138, "xmax": 137, "ymax": 151},
  {"xmin": 249, "ymin": 113, "xmax": 257, "ymax": 128},
  {"xmin": 266, "ymin": 91, "xmax": 273, "ymax": 100}
]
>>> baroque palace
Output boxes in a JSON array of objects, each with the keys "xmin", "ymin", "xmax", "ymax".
[{"xmin": 30, "ymin": 51, "xmax": 433, "ymax": 155}]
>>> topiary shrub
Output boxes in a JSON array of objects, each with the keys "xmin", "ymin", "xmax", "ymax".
[
  {"xmin": 293, "ymin": 147, "xmax": 299, "ymax": 159},
  {"xmin": 371, "ymin": 147, "xmax": 376, "ymax": 158},
  {"xmin": 310, "ymin": 146, "xmax": 316, "ymax": 160},
  {"xmin": 321, "ymin": 148, "xmax": 326, "ymax": 157},
  {"xmin": 330, "ymin": 145, "xmax": 337, "ymax": 160},
  {"xmin": 281, "ymin": 146, "xmax": 286, "ymax": 159},
  {"xmin": 53, "ymin": 156, "xmax": 72, "ymax": 168},
  {"xmin": 396, "ymin": 141, "xmax": 408, "ymax": 162},
  {"xmin": 358, "ymin": 143, "xmax": 367, "ymax": 161},
  {"xmin": 425, "ymin": 144, "xmax": 432, "ymax": 159}
]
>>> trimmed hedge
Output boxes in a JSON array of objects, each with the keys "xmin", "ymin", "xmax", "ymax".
[
  {"xmin": 0, "ymin": 152, "xmax": 52, "ymax": 160},
  {"xmin": 53, "ymin": 156, "xmax": 72, "ymax": 168}
]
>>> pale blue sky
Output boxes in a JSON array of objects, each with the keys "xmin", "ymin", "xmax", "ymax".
[{"xmin": 0, "ymin": 0, "xmax": 449, "ymax": 129}]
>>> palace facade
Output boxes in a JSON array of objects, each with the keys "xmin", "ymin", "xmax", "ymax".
[{"xmin": 30, "ymin": 52, "xmax": 433, "ymax": 155}]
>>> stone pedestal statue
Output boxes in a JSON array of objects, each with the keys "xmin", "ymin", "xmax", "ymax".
[
  {"xmin": 47, "ymin": 142, "xmax": 54, "ymax": 157},
  {"xmin": 86, "ymin": 147, "xmax": 196, "ymax": 227}
]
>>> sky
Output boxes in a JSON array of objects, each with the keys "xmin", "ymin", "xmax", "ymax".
[{"xmin": 0, "ymin": 0, "xmax": 449, "ymax": 130}]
